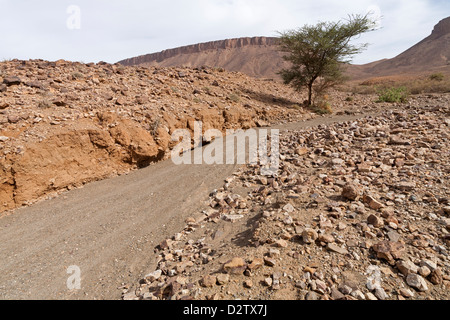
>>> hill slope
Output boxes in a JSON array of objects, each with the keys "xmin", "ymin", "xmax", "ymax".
[
  {"xmin": 118, "ymin": 37, "xmax": 288, "ymax": 79},
  {"xmin": 349, "ymin": 16, "xmax": 450, "ymax": 79},
  {"xmin": 119, "ymin": 17, "xmax": 450, "ymax": 80}
]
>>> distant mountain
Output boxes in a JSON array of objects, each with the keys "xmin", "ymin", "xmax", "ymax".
[
  {"xmin": 118, "ymin": 37, "xmax": 288, "ymax": 79},
  {"xmin": 348, "ymin": 16, "xmax": 450, "ymax": 79},
  {"xmin": 119, "ymin": 17, "xmax": 450, "ymax": 80}
]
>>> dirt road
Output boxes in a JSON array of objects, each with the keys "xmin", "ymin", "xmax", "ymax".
[{"xmin": 0, "ymin": 113, "xmax": 369, "ymax": 300}]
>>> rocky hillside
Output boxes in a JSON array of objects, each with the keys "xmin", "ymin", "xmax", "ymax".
[
  {"xmin": 0, "ymin": 59, "xmax": 313, "ymax": 215},
  {"xmin": 118, "ymin": 37, "xmax": 288, "ymax": 79},
  {"xmin": 120, "ymin": 17, "xmax": 450, "ymax": 80}
]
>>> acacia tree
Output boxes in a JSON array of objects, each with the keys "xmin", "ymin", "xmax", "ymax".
[{"xmin": 278, "ymin": 14, "xmax": 376, "ymax": 106}]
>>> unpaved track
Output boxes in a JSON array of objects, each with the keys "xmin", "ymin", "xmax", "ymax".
[{"xmin": 0, "ymin": 113, "xmax": 371, "ymax": 300}]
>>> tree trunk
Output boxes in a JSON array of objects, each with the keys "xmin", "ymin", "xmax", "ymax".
[{"xmin": 307, "ymin": 83, "xmax": 313, "ymax": 106}]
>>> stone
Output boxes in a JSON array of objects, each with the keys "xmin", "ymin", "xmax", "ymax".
[
  {"xmin": 420, "ymin": 260, "xmax": 437, "ymax": 272},
  {"xmin": 0, "ymin": 136, "xmax": 9, "ymax": 142},
  {"xmin": 248, "ymin": 258, "xmax": 264, "ymax": 271},
  {"xmin": 396, "ymin": 260, "xmax": 419, "ymax": 276},
  {"xmin": 243, "ymin": 280, "xmax": 253, "ymax": 288},
  {"xmin": 264, "ymin": 257, "xmax": 276, "ymax": 267},
  {"xmin": 318, "ymin": 234, "xmax": 335, "ymax": 243},
  {"xmin": 296, "ymin": 147, "xmax": 308, "ymax": 156},
  {"xmin": 367, "ymin": 214, "xmax": 384, "ymax": 228},
  {"xmin": 159, "ymin": 239, "xmax": 174, "ymax": 250},
  {"xmin": 363, "ymin": 194, "xmax": 383, "ymax": 210},
  {"xmin": 216, "ymin": 274, "xmax": 230, "ymax": 285},
  {"xmin": 406, "ymin": 274, "xmax": 429, "ymax": 292},
  {"xmin": 430, "ymin": 269, "xmax": 443, "ymax": 285},
  {"xmin": 351, "ymin": 290, "xmax": 366, "ymax": 300},
  {"xmin": 374, "ymin": 287, "xmax": 388, "ymax": 300},
  {"xmin": 358, "ymin": 163, "xmax": 372, "ymax": 173},
  {"xmin": 338, "ymin": 285, "xmax": 353, "ymax": 295},
  {"xmin": 275, "ymin": 239, "xmax": 288, "ymax": 248},
  {"xmin": 305, "ymin": 291, "xmax": 319, "ymax": 300},
  {"xmin": 372, "ymin": 241, "xmax": 405, "ymax": 265},
  {"xmin": 395, "ymin": 181, "xmax": 416, "ymax": 191},
  {"xmin": 365, "ymin": 292, "xmax": 378, "ymax": 300},
  {"xmin": 419, "ymin": 266, "xmax": 431, "ymax": 278},
  {"xmin": 302, "ymin": 229, "xmax": 319, "ymax": 244},
  {"xmin": 331, "ymin": 288, "xmax": 345, "ymax": 300},
  {"xmin": 327, "ymin": 243, "xmax": 349, "ymax": 255},
  {"xmin": 399, "ymin": 288, "xmax": 415, "ymax": 298},
  {"xmin": 223, "ymin": 258, "xmax": 247, "ymax": 275},
  {"xmin": 283, "ymin": 203, "xmax": 295, "ymax": 213},
  {"xmin": 25, "ymin": 81, "xmax": 46, "ymax": 90},
  {"xmin": 144, "ymin": 270, "xmax": 162, "ymax": 283},
  {"xmin": 268, "ymin": 248, "xmax": 280, "ymax": 258},
  {"xmin": 8, "ymin": 115, "xmax": 19, "ymax": 124},
  {"xmin": 122, "ymin": 292, "xmax": 139, "ymax": 300},
  {"xmin": 223, "ymin": 214, "xmax": 244, "ymax": 222},
  {"xmin": 0, "ymin": 84, "xmax": 7, "ymax": 92},
  {"xmin": 387, "ymin": 230, "xmax": 401, "ymax": 242},
  {"xmin": 342, "ymin": 183, "xmax": 360, "ymax": 201},
  {"xmin": 201, "ymin": 275, "xmax": 217, "ymax": 288},
  {"xmin": 3, "ymin": 76, "xmax": 21, "ymax": 86},
  {"xmin": 389, "ymin": 136, "xmax": 411, "ymax": 146},
  {"xmin": 263, "ymin": 277, "xmax": 273, "ymax": 287}
]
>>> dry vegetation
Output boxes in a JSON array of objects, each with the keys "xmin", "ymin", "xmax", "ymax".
[{"xmin": 343, "ymin": 73, "xmax": 450, "ymax": 97}]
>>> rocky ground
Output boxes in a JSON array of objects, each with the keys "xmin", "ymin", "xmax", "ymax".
[
  {"xmin": 2, "ymin": 59, "xmax": 449, "ymax": 301},
  {"xmin": 123, "ymin": 96, "xmax": 450, "ymax": 300},
  {"xmin": 0, "ymin": 59, "xmax": 320, "ymax": 215}
]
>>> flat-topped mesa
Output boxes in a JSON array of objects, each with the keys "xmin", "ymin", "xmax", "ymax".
[
  {"xmin": 118, "ymin": 36, "xmax": 279, "ymax": 66},
  {"xmin": 430, "ymin": 16, "xmax": 450, "ymax": 39}
]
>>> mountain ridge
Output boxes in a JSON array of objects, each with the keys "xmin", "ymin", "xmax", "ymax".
[{"xmin": 119, "ymin": 17, "xmax": 450, "ymax": 80}]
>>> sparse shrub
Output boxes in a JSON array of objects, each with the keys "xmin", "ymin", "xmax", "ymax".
[
  {"xmin": 202, "ymin": 86, "xmax": 212, "ymax": 95},
  {"xmin": 311, "ymin": 95, "xmax": 333, "ymax": 114},
  {"xmin": 345, "ymin": 96, "xmax": 354, "ymax": 102},
  {"xmin": 149, "ymin": 117, "xmax": 160, "ymax": 137},
  {"xmin": 429, "ymin": 73, "xmax": 444, "ymax": 81},
  {"xmin": 376, "ymin": 86, "xmax": 409, "ymax": 103},
  {"xmin": 228, "ymin": 93, "xmax": 240, "ymax": 103},
  {"xmin": 38, "ymin": 100, "xmax": 52, "ymax": 109},
  {"xmin": 71, "ymin": 72, "xmax": 84, "ymax": 80}
]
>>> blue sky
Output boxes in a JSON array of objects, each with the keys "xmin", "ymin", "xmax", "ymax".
[{"xmin": 0, "ymin": 0, "xmax": 448, "ymax": 64}]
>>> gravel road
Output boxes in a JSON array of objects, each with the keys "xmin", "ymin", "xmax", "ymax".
[{"xmin": 0, "ymin": 113, "xmax": 368, "ymax": 300}]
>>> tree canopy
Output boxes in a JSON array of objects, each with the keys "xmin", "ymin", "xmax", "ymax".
[{"xmin": 278, "ymin": 14, "xmax": 377, "ymax": 106}]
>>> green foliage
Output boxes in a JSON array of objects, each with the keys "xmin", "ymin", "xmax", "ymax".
[
  {"xmin": 376, "ymin": 87, "xmax": 409, "ymax": 103},
  {"xmin": 278, "ymin": 14, "xmax": 376, "ymax": 106}
]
